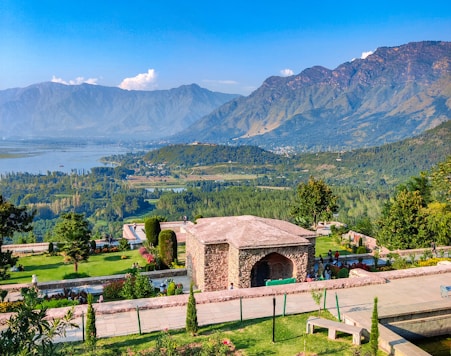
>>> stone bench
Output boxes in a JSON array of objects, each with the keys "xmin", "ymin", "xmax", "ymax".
[
  {"xmin": 440, "ymin": 285, "xmax": 451, "ymax": 298},
  {"xmin": 306, "ymin": 316, "xmax": 364, "ymax": 345}
]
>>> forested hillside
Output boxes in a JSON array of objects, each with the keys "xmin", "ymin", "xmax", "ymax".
[{"xmin": 0, "ymin": 121, "xmax": 449, "ymax": 243}]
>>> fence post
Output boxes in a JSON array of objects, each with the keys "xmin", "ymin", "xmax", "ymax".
[
  {"xmin": 283, "ymin": 293, "xmax": 287, "ymax": 316},
  {"xmin": 81, "ymin": 312, "xmax": 85, "ymax": 342},
  {"xmin": 335, "ymin": 292, "xmax": 341, "ymax": 322},
  {"xmin": 240, "ymin": 297, "xmax": 243, "ymax": 322},
  {"xmin": 272, "ymin": 297, "xmax": 276, "ymax": 343},
  {"xmin": 136, "ymin": 306, "xmax": 142, "ymax": 335}
]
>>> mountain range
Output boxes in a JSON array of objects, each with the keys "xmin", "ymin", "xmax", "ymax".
[
  {"xmin": 1, "ymin": 41, "xmax": 450, "ymax": 151},
  {"xmin": 0, "ymin": 83, "xmax": 239, "ymax": 140},
  {"xmin": 176, "ymin": 41, "xmax": 451, "ymax": 150}
]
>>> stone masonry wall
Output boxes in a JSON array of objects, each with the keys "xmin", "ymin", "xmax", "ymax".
[
  {"xmin": 238, "ymin": 245, "xmax": 313, "ymax": 289},
  {"xmin": 228, "ymin": 245, "xmax": 241, "ymax": 288},
  {"xmin": 203, "ymin": 243, "xmax": 229, "ymax": 292},
  {"xmin": 185, "ymin": 232, "xmax": 205, "ymax": 290}
]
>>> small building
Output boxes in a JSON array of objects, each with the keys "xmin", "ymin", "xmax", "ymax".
[{"xmin": 185, "ymin": 215, "xmax": 316, "ymax": 292}]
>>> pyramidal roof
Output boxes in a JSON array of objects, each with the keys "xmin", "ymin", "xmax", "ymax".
[{"xmin": 185, "ymin": 215, "xmax": 315, "ymax": 249}]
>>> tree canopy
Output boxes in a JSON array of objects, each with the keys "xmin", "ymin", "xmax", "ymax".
[
  {"xmin": 0, "ymin": 195, "xmax": 34, "ymax": 279},
  {"xmin": 291, "ymin": 176, "xmax": 338, "ymax": 229},
  {"xmin": 53, "ymin": 212, "xmax": 91, "ymax": 272}
]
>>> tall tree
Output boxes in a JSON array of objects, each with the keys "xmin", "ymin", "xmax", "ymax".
[
  {"xmin": 53, "ymin": 212, "xmax": 91, "ymax": 272},
  {"xmin": 0, "ymin": 195, "xmax": 34, "ymax": 280},
  {"xmin": 376, "ymin": 190, "xmax": 430, "ymax": 249},
  {"xmin": 398, "ymin": 172, "xmax": 432, "ymax": 206},
  {"xmin": 430, "ymin": 155, "xmax": 451, "ymax": 204},
  {"xmin": 291, "ymin": 176, "xmax": 338, "ymax": 229}
]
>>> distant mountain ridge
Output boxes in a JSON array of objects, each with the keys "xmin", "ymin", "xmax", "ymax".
[
  {"xmin": 0, "ymin": 83, "xmax": 239, "ymax": 139},
  {"xmin": 175, "ymin": 41, "xmax": 451, "ymax": 150}
]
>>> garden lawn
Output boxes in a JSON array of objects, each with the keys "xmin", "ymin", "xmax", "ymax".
[
  {"xmin": 315, "ymin": 235, "xmax": 352, "ymax": 258},
  {"xmin": 1, "ymin": 250, "xmax": 142, "ymax": 285},
  {"xmin": 62, "ymin": 311, "xmax": 387, "ymax": 355}
]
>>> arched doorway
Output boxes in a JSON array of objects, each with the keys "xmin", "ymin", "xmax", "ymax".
[{"xmin": 250, "ymin": 253, "xmax": 294, "ymax": 287}]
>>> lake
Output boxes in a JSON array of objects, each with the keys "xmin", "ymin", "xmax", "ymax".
[{"xmin": 0, "ymin": 140, "xmax": 132, "ymax": 175}]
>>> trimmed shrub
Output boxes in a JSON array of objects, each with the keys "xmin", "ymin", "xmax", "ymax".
[
  {"xmin": 356, "ymin": 246, "xmax": 367, "ymax": 254},
  {"xmin": 186, "ymin": 283, "xmax": 198, "ymax": 335},
  {"xmin": 119, "ymin": 238, "xmax": 130, "ymax": 251},
  {"xmin": 48, "ymin": 242, "xmax": 54, "ymax": 254},
  {"xmin": 167, "ymin": 281, "xmax": 176, "ymax": 296},
  {"xmin": 370, "ymin": 297, "xmax": 379, "ymax": 356},
  {"xmin": 158, "ymin": 230, "xmax": 177, "ymax": 268},
  {"xmin": 144, "ymin": 217, "xmax": 161, "ymax": 247},
  {"xmin": 90, "ymin": 240, "xmax": 97, "ymax": 251},
  {"xmin": 337, "ymin": 268, "xmax": 349, "ymax": 279},
  {"xmin": 85, "ymin": 293, "xmax": 97, "ymax": 349}
]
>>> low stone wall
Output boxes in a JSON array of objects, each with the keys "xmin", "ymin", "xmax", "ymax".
[
  {"xmin": 1, "ymin": 269, "xmax": 187, "ymax": 293},
  {"xmin": 1, "ymin": 242, "xmax": 49, "ymax": 255}
]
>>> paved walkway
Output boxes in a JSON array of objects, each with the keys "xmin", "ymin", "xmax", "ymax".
[{"xmin": 53, "ymin": 270, "xmax": 451, "ymax": 344}]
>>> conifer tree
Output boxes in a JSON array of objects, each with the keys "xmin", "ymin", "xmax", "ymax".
[
  {"xmin": 370, "ymin": 297, "xmax": 379, "ymax": 356},
  {"xmin": 186, "ymin": 283, "xmax": 198, "ymax": 336},
  {"xmin": 144, "ymin": 217, "xmax": 161, "ymax": 247},
  {"xmin": 85, "ymin": 293, "xmax": 97, "ymax": 349},
  {"xmin": 158, "ymin": 229, "xmax": 177, "ymax": 268}
]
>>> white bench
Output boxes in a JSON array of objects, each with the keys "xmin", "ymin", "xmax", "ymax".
[
  {"xmin": 306, "ymin": 316, "xmax": 364, "ymax": 345},
  {"xmin": 440, "ymin": 285, "xmax": 451, "ymax": 298}
]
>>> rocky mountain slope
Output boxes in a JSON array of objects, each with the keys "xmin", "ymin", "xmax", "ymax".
[
  {"xmin": 175, "ymin": 41, "xmax": 451, "ymax": 150},
  {"xmin": 0, "ymin": 83, "xmax": 239, "ymax": 140}
]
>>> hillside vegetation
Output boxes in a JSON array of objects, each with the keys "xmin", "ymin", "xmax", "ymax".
[{"xmin": 0, "ymin": 121, "xmax": 449, "ymax": 241}]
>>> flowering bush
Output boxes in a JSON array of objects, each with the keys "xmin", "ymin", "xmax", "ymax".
[
  {"xmin": 139, "ymin": 246, "xmax": 156, "ymax": 265},
  {"xmin": 102, "ymin": 280, "xmax": 124, "ymax": 301},
  {"xmin": 417, "ymin": 257, "xmax": 451, "ymax": 267},
  {"xmin": 0, "ymin": 300, "xmax": 23, "ymax": 313}
]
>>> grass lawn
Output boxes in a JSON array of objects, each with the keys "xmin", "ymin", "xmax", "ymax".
[
  {"xmin": 2, "ymin": 238, "xmax": 341, "ymax": 285},
  {"xmin": 1, "ymin": 250, "xmax": 142, "ymax": 285},
  {"xmin": 315, "ymin": 235, "xmax": 352, "ymax": 258},
  {"xmin": 62, "ymin": 311, "xmax": 386, "ymax": 355}
]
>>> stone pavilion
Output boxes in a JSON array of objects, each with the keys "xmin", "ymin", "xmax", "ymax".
[{"xmin": 185, "ymin": 215, "xmax": 316, "ymax": 292}]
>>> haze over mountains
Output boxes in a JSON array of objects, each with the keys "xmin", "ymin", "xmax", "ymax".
[
  {"xmin": 0, "ymin": 83, "xmax": 239, "ymax": 140},
  {"xmin": 1, "ymin": 41, "xmax": 450, "ymax": 151}
]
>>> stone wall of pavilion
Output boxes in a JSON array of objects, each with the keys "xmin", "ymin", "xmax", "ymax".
[
  {"xmin": 237, "ymin": 245, "xmax": 313, "ymax": 289},
  {"xmin": 203, "ymin": 243, "xmax": 229, "ymax": 292}
]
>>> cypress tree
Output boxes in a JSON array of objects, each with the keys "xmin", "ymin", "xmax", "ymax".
[
  {"xmin": 370, "ymin": 297, "xmax": 379, "ymax": 356},
  {"xmin": 185, "ymin": 283, "xmax": 198, "ymax": 335},
  {"xmin": 85, "ymin": 293, "xmax": 97, "ymax": 349},
  {"xmin": 144, "ymin": 217, "xmax": 161, "ymax": 247},
  {"xmin": 158, "ymin": 229, "xmax": 177, "ymax": 268}
]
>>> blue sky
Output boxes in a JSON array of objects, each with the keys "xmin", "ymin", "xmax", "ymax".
[{"xmin": 1, "ymin": 1, "xmax": 451, "ymax": 95}]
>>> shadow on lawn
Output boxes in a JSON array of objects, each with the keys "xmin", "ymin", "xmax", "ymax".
[
  {"xmin": 21, "ymin": 262, "xmax": 65, "ymax": 271},
  {"xmin": 103, "ymin": 255, "xmax": 124, "ymax": 262}
]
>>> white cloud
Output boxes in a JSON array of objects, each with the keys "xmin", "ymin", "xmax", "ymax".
[
  {"xmin": 361, "ymin": 51, "xmax": 374, "ymax": 59},
  {"xmin": 119, "ymin": 69, "xmax": 158, "ymax": 90},
  {"xmin": 51, "ymin": 75, "xmax": 98, "ymax": 85},
  {"xmin": 280, "ymin": 68, "xmax": 294, "ymax": 77},
  {"xmin": 203, "ymin": 79, "xmax": 238, "ymax": 85}
]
